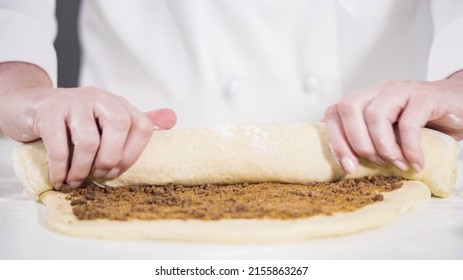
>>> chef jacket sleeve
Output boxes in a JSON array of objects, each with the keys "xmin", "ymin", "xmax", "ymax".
[
  {"xmin": 428, "ymin": 0, "xmax": 463, "ymax": 81},
  {"xmin": 0, "ymin": 0, "xmax": 58, "ymax": 86}
]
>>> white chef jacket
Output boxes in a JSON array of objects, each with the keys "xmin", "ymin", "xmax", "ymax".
[{"xmin": 1, "ymin": 0, "xmax": 463, "ymax": 128}]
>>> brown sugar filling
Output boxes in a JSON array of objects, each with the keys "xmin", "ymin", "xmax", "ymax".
[{"xmin": 64, "ymin": 176, "xmax": 403, "ymax": 221}]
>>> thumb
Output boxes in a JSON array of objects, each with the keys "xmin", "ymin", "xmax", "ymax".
[
  {"xmin": 427, "ymin": 113, "xmax": 463, "ymax": 140},
  {"xmin": 144, "ymin": 108, "xmax": 177, "ymax": 130}
]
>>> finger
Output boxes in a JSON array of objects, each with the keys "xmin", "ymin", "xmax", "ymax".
[
  {"xmin": 92, "ymin": 104, "xmax": 132, "ymax": 179},
  {"xmin": 144, "ymin": 108, "xmax": 177, "ymax": 129},
  {"xmin": 363, "ymin": 91, "xmax": 409, "ymax": 170},
  {"xmin": 323, "ymin": 105, "xmax": 359, "ymax": 173},
  {"xmin": 116, "ymin": 112, "xmax": 154, "ymax": 176},
  {"xmin": 110, "ymin": 107, "xmax": 176, "ymax": 179},
  {"xmin": 336, "ymin": 90, "xmax": 383, "ymax": 165},
  {"xmin": 37, "ymin": 117, "xmax": 69, "ymax": 190},
  {"xmin": 427, "ymin": 114, "xmax": 463, "ymax": 140},
  {"xmin": 65, "ymin": 110, "xmax": 101, "ymax": 188},
  {"xmin": 397, "ymin": 97, "xmax": 434, "ymax": 172}
]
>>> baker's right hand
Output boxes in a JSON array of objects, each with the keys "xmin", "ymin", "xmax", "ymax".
[{"xmin": 0, "ymin": 62, "xmax": 177, "ymax": 189}]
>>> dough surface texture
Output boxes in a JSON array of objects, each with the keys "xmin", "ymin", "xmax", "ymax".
[
  {"xmin": 11, "ymin": 123, "xmax": 458, "ymax": 242},
  {"xmin": 13, "ymin": 123, "xmax": 458, "ymax": 198},
  {"xmin": 39, "ymin": 181, "xmax": 430, "ymax": 242}
]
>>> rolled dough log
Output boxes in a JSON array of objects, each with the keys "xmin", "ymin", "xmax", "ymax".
[{"xmin": 12, "ymin": 122, "xmax": 458, "ymax": 199}]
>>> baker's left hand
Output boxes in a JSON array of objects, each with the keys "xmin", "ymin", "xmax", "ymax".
[{"xmin": 323, "ymin": 70, "xmax": 463, "ymax": 174}]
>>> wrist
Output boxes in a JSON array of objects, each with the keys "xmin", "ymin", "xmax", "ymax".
[{"xmin": 0, "ymin": 62, "xmax": 51, "ymax": 142}]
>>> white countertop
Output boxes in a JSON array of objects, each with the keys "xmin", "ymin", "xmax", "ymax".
[{"xmin": 1, "ymin": 136, "xmax": 462, "ymax": 260}]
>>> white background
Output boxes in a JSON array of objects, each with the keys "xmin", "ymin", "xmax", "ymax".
[{"xmin": 1, "ymin": 136, "xmax": 462, "ymax": 260}]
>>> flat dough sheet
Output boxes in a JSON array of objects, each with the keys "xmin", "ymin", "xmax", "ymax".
[{"xmin": 39, "ymin": 181, "xmax": 430, "ymax": 242}]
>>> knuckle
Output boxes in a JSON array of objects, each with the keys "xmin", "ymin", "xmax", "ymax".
[
  {"xmin": 398, "ymin": 118, "xmax": 418, "ymax": 131},
  {"xmin": 135, "ymin": 118, "xmax": 153, "ymax": 136},
  {"xmin": 109, "ymin": 112, "xmax": 131, "ymax": 128},
  {"xmin": 95, "ymin": 157, "xmax": 120, "ymax": 170},
  {"xmin": 364, "ymin": 107, "xmax": 382, "ymax": 125},
  {"xmin": 337, "ymin": 100, "xmax": 358, "ymax": 116},
  {"xmin": 73, "ymin": 135, "xmax": 100, "ymax": 151}
]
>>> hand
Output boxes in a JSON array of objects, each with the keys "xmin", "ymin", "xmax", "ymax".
[
  {"xmin": 0, "ymin": 63, "xmax": 176, "ymax": 189},
  {"xmin": 323, "ymin": 71, "xmax": 463, "ymax": 174}
]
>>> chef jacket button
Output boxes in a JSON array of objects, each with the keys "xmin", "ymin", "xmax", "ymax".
[
  {"xmin": 303, "ymin": 75, "xmax": 322, "ymax": 95},
  {"xmin": 224, "ymin": 78, "xmax": 245, "ymax": 99}
]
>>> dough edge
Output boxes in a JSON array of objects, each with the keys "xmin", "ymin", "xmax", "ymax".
[{"xmin": 39, "ymin": 180, "xmax": 430, "ymax": 243}]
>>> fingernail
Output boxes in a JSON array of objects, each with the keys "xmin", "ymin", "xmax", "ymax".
[
  {"xmin": 54, "ymin": 183, "xmax": 62, "ymax": 190},
  {"xmin": 153, "ymin": 125, "xmax": 160, "ymax": 131},
  {"xmin": 105, "ymin": 167, "xmax": 121, "ymax": 180},
  {"xmin": 392, "ymin": 160, "xmax": 408, "ymax": 171},
  {"xmin": 68, "ymin": 181, "xmax": 81, "ymax": 188},
  {"xmin": 93, "ymin": 169, "xmax": 107, "ymax": 178},
  {"xmin": 411, "ymin": 163, "xmax": 422, "ymax": 173},
  {"xmin": 341, "ymin": 157, "xmax": 357, "ymax": 174}
]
